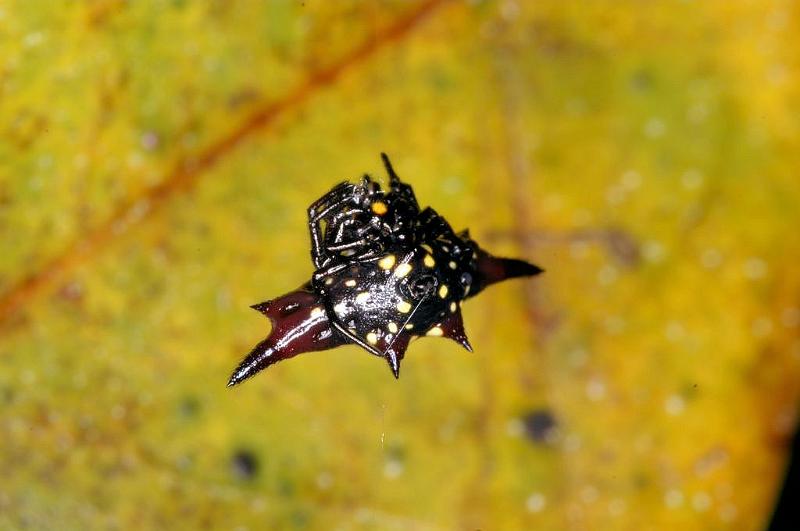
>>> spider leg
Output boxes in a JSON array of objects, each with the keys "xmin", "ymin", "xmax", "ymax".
[
  {"xmin": 326, "ymin": 239, "xmax": 368, "ymax": 252},
  {"xmin": 308, "ymin": 182, "xmax": 360, "ymax": 214},
  {"xmin": 416, "ymin": 207, "xmax": 456, "ymax": 242},
  {"xmin": 311, "ymin": 244, "xmax": 383, "ymax": 286},
  {"xmin": 326, "ymin": 208, "xmax": 366, "ymax": 246},
  {"xmin": 307, "ymin": 182, "xmax": 362, "ymax": 268},
  {"xmin": 325, "ymin": 202, "xmax": 394, "ymax": 256},
  {"xmin": 381, "ymin": 153, "xmax": 401, "ymax": 185},
  {"xmin": 331, "ymin": 320, "xmax": 382, "ymax": 358},
  {"xmin": 380, "ymin": 153, "xmax": 420, "ymax": 214},
  {"xmin": 326, "ymin": 212, "xmax": 387, "ymax": 251},
  {"xmin": 318, "ymin": 210, "xmax": 377, "ymax": 262},
  {"xmin": 312, "ymin": 262, "xmax": 351, "ymax": 284}
]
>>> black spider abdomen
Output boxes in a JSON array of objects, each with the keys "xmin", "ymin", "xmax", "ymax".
[{"xmin": 319, "ymin": 241, "xmax": 471, "ymax": 356}]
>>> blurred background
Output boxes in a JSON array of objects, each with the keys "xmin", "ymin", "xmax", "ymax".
[{"xmin": 1, "ymin": 1, "xmax": 799, "ymax": 529}]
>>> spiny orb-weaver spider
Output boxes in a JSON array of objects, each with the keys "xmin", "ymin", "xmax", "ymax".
[{"xmin": 228, "ymin": 154, "xmax": 542, "ymax": 386}]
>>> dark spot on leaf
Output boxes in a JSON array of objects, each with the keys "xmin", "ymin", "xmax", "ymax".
[
  {"xmin": 630, "ymin": 68, "xmax": 654, "ymax": 91},
  {"xmin": 291, "ymin": 508, "xmax": 310, "ymax": 529},
  {"xmin": 633, "ymin": 472, "xmax": 651, "ymax": 490},
  {"xmin": 227, "ymin": 87, "xmax": 261, "ymax": 109},
  {"xmin": 605, "ymin": 228, "xmax": 640, "ymax": 267},
  {"xmin": 682, "ymin": 382, "xmax": 699, "ymax": 399},
  {"xmin": 176, "ymin": 454, "xmax": 194, "ymax": 471},
  {"xmin": 57, "ymin": 281, "xmax": 84, "ymax": 302},
  {"xmin": 277, "ymin": 475, "xmax": 296, "ymax": 496},
  {"xmin": 385, "ymin": 442, "xmax": 406, "ymax": 461},
  {"xmin": 1, "ymin": 387, "xmax": 14, "ymax": 404},
  {"xmin": 521, "ymin": 409, "xmax": 558, "ymax": 445},
  {"xmin": 177, "ymin": 396, "xmax": 200, "ymax": 419},
  {"xmin": 231, "ymin": 449, "xmax": 259, "ymax": 480}
]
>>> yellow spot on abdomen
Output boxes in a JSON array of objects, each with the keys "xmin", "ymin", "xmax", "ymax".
[
  {"xmin": 388, "ymin": 322, "xmax": 398, "ymax": 334},
  {"xmin": 448, "ymin": 261, "xmax": 457, "ymax": 270},
  {"xmin": 438, "ymin": 284, "xmax": 449, "ymax": 298},
  {"xmin": 355, "ymin": 292, "xmax": 370, "ymax": 304},
  {"xmin": 310, "ymin": 307, "xmax": 325, "ymax": 318},
  {"xmin": 394, "ymin": 263, "xmax": 412, "ymax": 278},
  {"xmin": 366, "ymin": 332, "xmax": 379, "ymax": 345},
  {"xmin": 405, "ymin": 323, "xmax": 414, "ymax": 330},
  {"xmin": 449, "ymin": 302, "xmax": 457, "ymax": 313},
  {"xmin": 378, "ymin": 255, "xmax": 396, "ymax": 270},
  {"xmin": 423, "ymin": 254, "xmax": 435, "ymax": 268},
  {"xmin": 426, "ymin": 326, "xmax": 443, "ymax": 337},
  {"xmin": 344, "ymin": 279, "xmax": 356, "ymax": 287},
  {"xmin": 371, "ymin": 201, "xmax": 388, "ymax": 215},
  {"xmin": 397, "ymin": 300, "xmax": 412, "ymax": 313}
]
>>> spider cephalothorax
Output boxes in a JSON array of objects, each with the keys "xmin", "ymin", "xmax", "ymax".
[{"xmin": 228, "ymin": 154, "xmax": 543, "ymax": 386}]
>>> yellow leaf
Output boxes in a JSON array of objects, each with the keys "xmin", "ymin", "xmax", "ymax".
[{"xmin": 1, "ymin": 1, "xmax": 798, "ymax": 529}]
